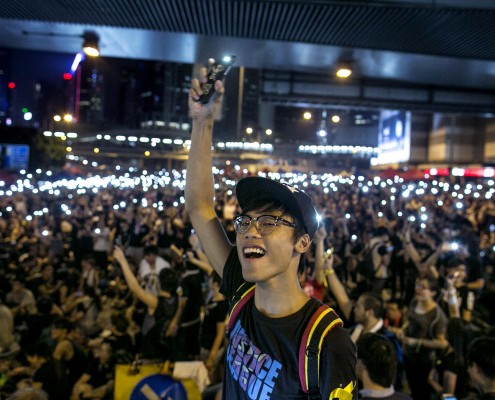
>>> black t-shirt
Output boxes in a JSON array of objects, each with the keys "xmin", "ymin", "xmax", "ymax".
[
  {"xmin": 220, "ymin": 248, "xmax": 357, "ymax": 399},
  {"xmin": 434, "ymin": 349, "xmax": 459, "ymax": 385},
  {"xmin": 142, "ymin": 295, "xmax": 178, "ymax": 360},
  {"xmin": 85, "ymin": 357, "xmax": 115, "ymax": 388},
  {"xmin": 33, "ymin": 359, "xmax": 69, "ymax": 399},
  {"xmin": 200, "ymin": 298, "xmax": 229, "ymax": 349},
  {"xmin": 179, "ymin": 270, "xmax": 204, "ymax": 324},
  {"xmin": 128, "ymin": 220, "xmax": 150, "ymax": 247}
]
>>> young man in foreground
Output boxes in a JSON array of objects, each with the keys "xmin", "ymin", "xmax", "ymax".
[{"xmin": 185, "ymin": 78, "xmax": 356, "ymax": 399}]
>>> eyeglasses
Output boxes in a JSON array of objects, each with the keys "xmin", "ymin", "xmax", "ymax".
[{"xmin": 233, "ymin": 215, "xmax": 297, "ymax": 236}]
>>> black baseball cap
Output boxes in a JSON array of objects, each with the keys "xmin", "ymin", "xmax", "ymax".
[{"xmin": 235, "ymin": 177, "xmax": 319, "ymax": 240}]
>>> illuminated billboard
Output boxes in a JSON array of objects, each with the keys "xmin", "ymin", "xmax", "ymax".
[
  {"xmin": 0, "ymin": 144, "xmax": 30, "ymax": 170},
  {"xmin": 374, "ymin": 110, "xmax": 411, "ymax": 165}
]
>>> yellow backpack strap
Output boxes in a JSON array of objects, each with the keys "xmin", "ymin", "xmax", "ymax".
[
  {"xmin": 298, "ymin": 304, "xmax": 343, "ymax": 399},
  {"xmin": 226, "ymin": 283, "xmax": 255, "ymax": 337}
]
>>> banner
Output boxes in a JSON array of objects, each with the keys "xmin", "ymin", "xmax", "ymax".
[{"xmin": 114, "ymin": 363, "xmax": 202, "ymax": 400}]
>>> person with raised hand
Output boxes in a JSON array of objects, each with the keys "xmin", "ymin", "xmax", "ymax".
[{"xmin": 185, "ymin": 70, "xmax": 356, "ymax": 399}]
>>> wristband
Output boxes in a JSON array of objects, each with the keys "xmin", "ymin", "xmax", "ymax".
[{"xmin": 324, "ymin": 269, "xmax": 335, "ymax": 276}]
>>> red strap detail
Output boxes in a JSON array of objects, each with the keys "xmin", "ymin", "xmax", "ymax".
[
  {"xmin": 227, "ymin": 285, "xmax": 255, "ymax": 334},
  {"xmin": 298, "ymin": 304, "xmax": 329, "ymax": 393}
]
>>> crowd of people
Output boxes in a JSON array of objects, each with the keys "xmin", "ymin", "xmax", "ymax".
[{"xmin": 0, "ymin": 164, "xmax": 494, "ymax": 399}]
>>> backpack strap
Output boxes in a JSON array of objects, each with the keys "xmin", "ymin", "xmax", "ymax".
[
  {"xmin": 299, "ymin": 304, "xmax": 343, "ymax": 399},
  {"xmin": 226, "ymin": 282, "xmax": 255, "ymax": 336}
]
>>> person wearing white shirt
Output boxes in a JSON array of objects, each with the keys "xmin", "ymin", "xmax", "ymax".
[{"xmin": 138, "ymin": 245, "xmax": 171, "ymax": 295}]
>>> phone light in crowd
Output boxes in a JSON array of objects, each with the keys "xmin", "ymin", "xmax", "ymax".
[
  {"xmin": 42, "ymin": 230, "xmax": 49, "ymax": 236},
  {"xmin": 317, "ymin": 129, "xmax": 327, "ymax": 138},
  {"xmin": 94, "ymin": 148, "xmax": 99, "ymax": 154},
  {"xmin": 95, "ymin": 228, "xmax": 101, "ymax": 234},
  {"xmin": 345, "ymin": 213, "xmax": 351, "ymax": 219},
  {"xmin": 222, "ymin": 55, "xmax": 233, "ymax": 63},
  {"xmin": 450, "ymin": 242, "xmax": 459, "ymax": 251},
  {"xmin": 331, "ymin": 115, "xmax": 340, "ymax": 123},
  {"xmin": 456, "ymin": 202, "xmax": 463, "ymax": 209},
  {"xmin": 23, "ymin": 112, "xmax": 33, "ymax": 121},
  {"xmin": 316, "ymin": 214, "xmax": 323, "ymax": 223},
  {"xmin": 303, "ymin": 112, "xmax": 312, "ymax": 120},
  {"xmin": 246, "ymin": 127, "xmax": 253, "ymax": 134},
  {"xmin": 351, "ymin": 234, "xmax": 357, "ymax": 242},
  {"xmin": 265, "ymin": 129, "xmax": 272, "ymax": 136},
  {"xmin": 53, "ymin": 115, "xmax": 62, "ymax": 122},
  {"xmin": 63, "ymin": 114, "xmax": 73, "ymax": 122},
  {"xmin": 397, "ymin": 211, "xmax": 403, "ymax": 217},
  {"xmin": 144, "ymin": 151, "xmax": 150, "ymax": 157},
  {"xmin": 408, "ymin": 216, "xmax": 416, "ymax": 222},
  {"xmin": 438, "ymin": 200, "xmax": 444, "ymax": 206}
]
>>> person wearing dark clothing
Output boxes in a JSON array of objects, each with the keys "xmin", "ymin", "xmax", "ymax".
[
  {"xmin": 71, "ymin": 340, "xmax": 115, "ymax": 400},
  {"xmin": 51, "ymin": 317, "xmax": 88, "ymax": 390},
  {"xmin": 185, "ymin": 73, "xmax": 356, "ymax": 400},
  {"xmin": 113, "ymin": 246, "xmax": 181, "ymax": 361},
  {"xmin": 175, "ymin": 260, "xmax": 204, "ymax": 361},
  {"xmin": 462, "ymin": 337, "xmax": 495, "ymax": 400},
  {"xmin": 26, "ymin": 341, "xmax": 70, "ymax": 400},
  {"xmin": 356, "ymin": 333, "xmax": 412, "ymax": 400}
]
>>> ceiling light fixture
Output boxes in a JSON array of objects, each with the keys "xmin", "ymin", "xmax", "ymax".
[
  {"xmin": 336, "ymin": 61, "xmax": 353, "ymax": 79},
  {"xmin": 82, "ymin": 32, "xmax": 100, "ymax": 57},
  {"xmin": 22, "ymin": 29, "xmax": 100, "ymax": 57}
]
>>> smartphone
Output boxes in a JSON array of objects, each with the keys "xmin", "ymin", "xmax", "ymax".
[
  {"xmin": 441, "ymin": 394, "xmax": 457, "ymax": 400},
  {"xmin": 196, "ymin": 55, "xmax": 236, "ymax": 104},
  {"xmin": 324, "ymin": 247, "xmax": 334, "ymax": 259}
]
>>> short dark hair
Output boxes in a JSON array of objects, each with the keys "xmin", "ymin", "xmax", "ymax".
[
  {"xmin": 446, "ymin": 257, "xmax": 464, "ymax": 270},
  {"xmin": 417, "ymin": 274, "xmax": 440, "ymax": 293},
  {"xmin": 52, "ymin": 317, "xmax": 74, "ymax": 332},
  {"xmin": 159, "ymin": 268, "xmax": 178, "ymax": 293},
  {"xmin": 357, "ymin": 333, "xmax": 397, "ymax": 387},
  {"xmin": 359, "ymin": 292, "xmax": 383, "ymax": 319},
  {"xmin": 144, "ymin": 245, "xmax": 159, "ymax": 256},
  {"xmin": 25, "ymin": 341, "xmax": 52, "ymax": 359},
  {"xmin": 111, "ymin": 312, "xmax": 129, "ymax": 334},
  {"xmin": 467, "ymin": 337, "xmax": 495, "ymax": 379}
]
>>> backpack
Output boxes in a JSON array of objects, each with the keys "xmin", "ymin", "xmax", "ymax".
[{"xmin": 226, "ymin": 282, "xmax": 344, "ymax": 400}]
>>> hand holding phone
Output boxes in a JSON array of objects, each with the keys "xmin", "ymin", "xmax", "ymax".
[{"xmin": 195, "ymin": 56, "xmax": 236, "ymax": 104}]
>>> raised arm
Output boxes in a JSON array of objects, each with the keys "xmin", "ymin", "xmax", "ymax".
[
  {"xmin": 113, "ymin": 246, "xmax": 157, "ymax": 311},
  {"xmin": 185, "ymin": 79, "xmax": 233, "ymax": 277},
  {"xmin": 323, "ymin": 255, "xmax": 353, "ymax": 321}
]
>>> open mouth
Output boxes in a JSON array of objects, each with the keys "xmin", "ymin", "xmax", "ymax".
[{"xmin": 243, "ymin": 247, "xmax": 266, "ymax": 259}]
